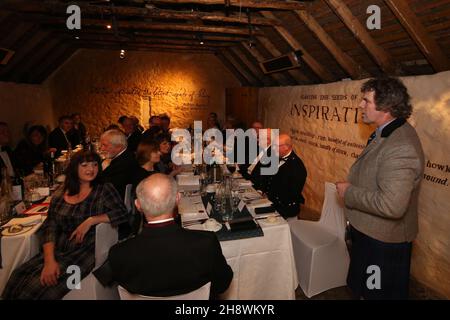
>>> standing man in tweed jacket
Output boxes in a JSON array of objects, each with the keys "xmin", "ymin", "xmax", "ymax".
[{"xmin": 336, "ymin": 77, "xmax": 424, "ymax": 299}]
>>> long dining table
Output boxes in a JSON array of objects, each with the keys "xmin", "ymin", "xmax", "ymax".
[{"xmin": 178, "ymin": 177, "xmax": 299, "ymax": 300}]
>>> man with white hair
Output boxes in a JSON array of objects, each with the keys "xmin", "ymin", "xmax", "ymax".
[
  {"xmin": 99, "ymin": 129, "xmax": 140, "ymax": 199},
  {"xmin": 264, "ymin": 133, "xmax": 307, "ymax": 219},
  {"xmin": 108, "ymin": 174, "xmax": 233, "ymax": 297}
]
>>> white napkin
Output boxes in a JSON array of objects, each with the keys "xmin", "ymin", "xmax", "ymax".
[
  {"xmin": 5, "ymin": 215, "xmax": 42, "ymax": 227},
  {"xmin": 246, "ymin": 198, "xmax": 273, "ymax": 209},
  {"xmin": 177, "ymin": 175, "xmax": 200, "ymax": 186}
]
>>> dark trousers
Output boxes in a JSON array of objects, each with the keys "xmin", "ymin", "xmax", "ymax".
[{"xmin": 347, "ymin": 226, "xmax": 412, "ymax": 300}]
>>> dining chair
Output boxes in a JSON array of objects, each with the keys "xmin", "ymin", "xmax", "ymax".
[
  {"xmin": 288, "ymin": 182, "xmax": 350, "ymax": 298},
  {"xmin": 62, "ymin": 223, "xmax": 120, "ymax": 300},
  {"xmin": 118, "ymin": 282, "xmax": 211, "ymax": 300}
]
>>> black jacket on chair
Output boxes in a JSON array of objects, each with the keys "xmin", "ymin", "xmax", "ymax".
[
  {"xmin": 108, "ymin": 222, "xmax": 233, "ymax": 297},
  {"xmin": 265, "ymin": 150, "xmax": 307, "ymax": 219},
  {"xmin": 100, "ymin": 149, "xmax": 140, "ymax": 199}
]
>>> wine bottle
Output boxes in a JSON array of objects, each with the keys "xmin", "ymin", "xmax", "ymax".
[{"xmin": 11, "ymin": 174, "xmax": 24, "ymax": 201}]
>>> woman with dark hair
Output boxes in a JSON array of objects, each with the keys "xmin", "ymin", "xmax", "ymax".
[
  {"xmin": 155, "ymin": 133, "xmax": 182, "ymax": 177},
  {"xmin": 13, "ymin": 125, "xmax": 49, "ymax": 175},
  {"xmin": 135, "ymin": 141, "xmax": 161, "ymax": 183},
  {"xmin": 2, "ymin": 151, "xmax": 128, "ymax": 300}
]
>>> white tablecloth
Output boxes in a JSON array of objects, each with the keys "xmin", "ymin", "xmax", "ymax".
[
  {"xmin": 0, "ymin": 221, "xmax": 42, "ymax": 296},
  {"xmin": 180, "ymin": 193, "xmax": 298, "ymax": 300},
  {"xmin": 219, "ymin": 219, "xmax": 298, "ymax": 300}
]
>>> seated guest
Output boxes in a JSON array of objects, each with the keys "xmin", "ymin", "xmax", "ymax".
[
  {"xmin": 159, "ymin": 113, "xmax": 171, "ymax": 134},
  {"xmin": 155, "ymin": 133, "xmax": 182, "ymax": 177},
  {"xmin": 122, "ymin": 117, "xmax": 141, "ymax": 154},
  {"xmin": 14, "ymin": 125, "xmax": 49, "ymax": 175},
  {"xmin": 265, "ymin": 133, "xmax": 307, "ymax": 219},
  {"xmin": 108, "ymin": 174, "xmax": 233, "ymax": 297},
  {"xmin": 2, "ymin": 151, "xmax": 128, "ymax": 300},
  {"xmin": 118, "ymin": 115, "xmax": 127, "ymax": 128},
  {"xmin": 0, "ymin": 122, "xmax": 18, "ymax": 182},
  {"xmin": 71, "ymin": 113, "xmax": 87, "ymax": 146},
  {"xmin": 206, "ymin": 112, "xmax": 220, "ymax": 130},
  {"xmin": 246, "ymin": 128, "xmax": 272, "ymax": 191},
  {"xmin": 130, "ymin": 116, "xmax": 144, "ymax": 133},
  {"xmin": 142, "ymin": 115, "xmax": 163, "ymax": 142},
  {"xmin": 135, "ymin": 141, "xmax": 161, "ymax": 183},
  {"xmin": 99, "ymin": 129, "xmax": 140, "ymax": 199},
  {"xmin": 49, "ymin": 116, "xmax": 75, "ymax": 157},
  {"xmin": 238, "ymin": 121, "xmax": 262, "ymax": 177}
]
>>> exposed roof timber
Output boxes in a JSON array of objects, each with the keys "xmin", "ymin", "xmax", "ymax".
[
  {"xmin": 25, "ymin": 15, "xmax": 262, "ymax": 36},
  {"xmin": 5, "ymin": 0, "xmax": 280, "ymax": 26},
  {"xmin": 256, "ymin": 35, "xmax": 308, "ymax": 84},
  {"xmin": 384, "ymin": 0, "xmax": 450, "ymax": 72},
  {"xmin": 73, "ymin": 37, "xmax": 234, "ymax": 48},
  {"xmin": 79, "ymin": 40, "xmax": 216, "ymax": 49},
  {"xmin": 37, "ymin": 46, "xmax": 77, "ymax": 84},
  {"xmin": 215, "ymin": 51, "xmax": 251, "ymax": 86},
  {"xmin": 81, "ymin": 44, "xmax": 215, "ymax": 55},
  {"xmin": 0, "ymin": 30, "xmax": 50, "ymax": 78},
  {"xmin": 147, "ymin": 0, "xmax": 306, "ymax": 11},
  {"xmin": 221, "ymin": 48, "xmax": 262, "ymax": 86},
  {"xmin": 324, "ymin": 0, "xmax": 398, "ymax": 75},
  {"xmin": 229, "ymin": 46, "xmax": 273, "ymax": 86},
  {"xmin": 11, "ymin": 38, "xmax": 62, "ymax": 83},
  {"xmin": 241, "ymin": 41, "xmax": 289, "ymax": 86},
  {"xmin": 260, "ymin": 11, "xmax": 335, "ymax": 83},
  {"xmin": 293, "ymin": 9, "xmax": 369, "ymax": 79},
  {"xmin": 0, "ymin": 21, "xmax": 35, "ymax": 48}
]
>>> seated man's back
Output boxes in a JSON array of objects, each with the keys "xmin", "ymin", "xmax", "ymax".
[
  {"xmin": 107, "ymin": 173, "xmax": 233, "ymax": 298},
  {"xmin": 109, "ymin": 222, "xmax": 232, "ymax": 297}
]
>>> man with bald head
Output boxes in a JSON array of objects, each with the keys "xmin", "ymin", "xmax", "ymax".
[
  {"xmin": 107, "ymin": 173, "xmax": 233, "ymax": 298},
  {"xmin": 264, "ymin": 133, "xmax": 307, "ymax": 219}
]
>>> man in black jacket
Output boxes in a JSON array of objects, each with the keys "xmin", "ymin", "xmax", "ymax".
[
  {"xmin": 99, "ymin": 129, "xmax": 140, "ymax": 199},
  {"xmin": 48, "ymin": 116, "xmax": 77, "ymax": 157},
  {"xmin": 108, "ymin": 174, "xmax": 233, "ymax": 298},
  {"xmin": 265, "ymin": 133, "xmax": 307, "ymax": 219}
]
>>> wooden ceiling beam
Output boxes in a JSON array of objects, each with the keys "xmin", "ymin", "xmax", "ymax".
[
  {"xmin": 36, "ymin": 46, "xmax": 78, "ymax": 84},
  {"xmin": 294, "ymin": 9, "xmax": 369, "ymax": 79},
  {"xmin": 215, "ymin": 51, "xmax": 251, "ymax": 86},
  {"xmin": 221, "ymin": 48, "xmax": 262, "ymax": 86},
  {"xmin": 241, "ymin": 42, "xmax": 287, "ymax": 86},
  {"xmin": 78, "ymin": 41, "xmax": 215, "ymax": 52},
  {"xmin": 384, "ymin": 0, "xmax": 450, "ymax": 72},
  {"xmin": 324, "ymin": 0, "xmax": 398, "ymax": 74},
  {"xmin": 11, "ymin": 37, "xmax": 61, "ymax": 83},
  {"xmin": 81, "ymin": 44, "xmax": 215, "ymax": 55},
  {"xmin": 229, "ymin": 46, "xmax": 274, "ymax": 86},
  {"xmin": 30, "ymin": 15, "xmax": 261, "ymax": 36},
  {"xmin": 5, "ymin": 1, "xmax": 280, "ymax": 26},
  {"xmin": 0, "ymin": 30, "xmax": 50, "ymax": 78},
  {"xmin": 260, "ymin": 11, "xmax": 335, "ymax": 83},
  {"xmin": 147, "ymin": 0, "xmax": 306, "ymax": 11}
]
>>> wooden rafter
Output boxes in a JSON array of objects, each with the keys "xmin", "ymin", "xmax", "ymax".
[
  {"xmin": 28, "ymin": 15, "xmax": 262, "ymax": 36},
  {"xmin": 229, "ymin": 46, "xmax": 273, "ymax": 86},
  {"xmin": 260, "ymin": 11, "xmax": 335, "ymax": 82},
  {"xmin": 324, "ymin": 0, "xmax": 397, "ymax": 74},
  {"xmin": 215, "ymin": 51, "xmax": 251, "ymax": 86},
  {"xmin": 5, "ymin": 0, "xmax": 280, "ymax": 26},
  {"xmin": 36, "ymin": 46, "xmax": 77, "ymax": 84},
  {"xmin": 294, "ymin": 9, "xmax": 368, "ymax": 79},
  {"xmin": 147, "ymin": 0, "xmax": 306, "ymax": 11},
  {"xmin": 384, "ymin": 0, "xmax": 450, "ymax": 72},
  {"xmin": 221, "ymin": 48, "xmax": 262, "ymax": 86}
]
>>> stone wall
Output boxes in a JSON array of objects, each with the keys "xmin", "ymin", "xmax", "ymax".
[
  {"xmin": 0, "ymin": 82, "xmax": 54, "ymax": 145},
  {"xmin": 48, "ymin": 49, "xmax": 240, "ymax": 138}
]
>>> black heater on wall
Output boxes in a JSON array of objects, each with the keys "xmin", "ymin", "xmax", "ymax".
[{"xmin": 260, "ymin": 50, "xmax": 303, "ymax": 74}]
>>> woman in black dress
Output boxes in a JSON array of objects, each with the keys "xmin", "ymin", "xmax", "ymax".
[
  {"xmin": 135, "ymin": 141, "xmax": 161, "ymax": 183},
  {"xmin": 2, "ymin": 151, "xmax": 128, "ymax": 300}
]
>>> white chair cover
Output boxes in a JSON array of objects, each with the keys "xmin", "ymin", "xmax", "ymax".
[
  {"xmin": 63, "ymin": 223, "xmax": 119, "ymax": 300},
  {"xmin": 288, "ymin": 182, "xmax": 350, "ymax": 298},
  {"xmin": 124, "ymin": 184, "xmax": 133, "ymax": 213},
  {"xmin": 118, "ymin": 282, "xmax": 211, "ymax": 300}
]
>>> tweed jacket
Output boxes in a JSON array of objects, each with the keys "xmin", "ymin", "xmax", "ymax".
[{"xmin": 344, "ymin": 118, "xmax": 424, "ymax": 243}]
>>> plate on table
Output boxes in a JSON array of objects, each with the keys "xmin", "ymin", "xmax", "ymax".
[
  {"xmin": 203, "ymin": 219, "xmax": 222, "ymax": 232},
  {"xmin": 1, "ymin": 224, "xmax": 34, "ymax": 236}
]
